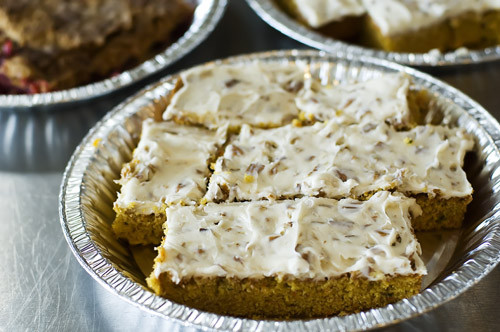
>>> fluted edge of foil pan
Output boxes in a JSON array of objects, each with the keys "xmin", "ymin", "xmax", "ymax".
[
  {"xmin": 246, "ymin": 0, "xmax": 500, "ymax": 67},
  {"xmin": 0, "ymin": 0, "xmax": 227, "ymax": 110},
  {"xmin": 59, "ymin": 50, "xmax": 500, "ymax": 331}
]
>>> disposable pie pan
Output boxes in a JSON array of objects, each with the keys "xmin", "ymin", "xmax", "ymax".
[
  {"xmin": 246, "ymin": 0, "xmax": 500, "ymax": 67},
  {"xmin": 0, "ymin": 0, "xmax": 227, "ymax": 111},
  {"xmin": 60, "ymin": 50, "xmax": 500, "ymax": 331}
]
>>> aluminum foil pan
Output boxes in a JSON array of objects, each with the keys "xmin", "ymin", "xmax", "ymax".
[
  {"xmin": 246, "ymin": 0, "xmax": 500, "ymax": 67},
  {"xmin": 0, "ymin": 0, "xmax": 227, "ymax": 110},
  {"xmin": 60, "ymin": 50, "xmax": 500, "ymax": 331}
]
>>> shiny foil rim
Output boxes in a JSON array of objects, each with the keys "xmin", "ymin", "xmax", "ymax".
[
  {"xmin": 246, "ymin": 0, "xmax": 500, "ymax": 67},
  {"xmin": 60, "ymin": 50, "xmax": 500, "ymax": 331},
  {"xmin": 0, "ymin": 0, "xmax": 227, "ymax": 109}
]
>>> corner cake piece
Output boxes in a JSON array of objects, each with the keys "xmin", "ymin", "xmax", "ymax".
[
  {"xmin": 295, "ymin": 73, "xmax": 425, "ymax": 128},
  {"xmin": 0, "ymin": 0, "xmax": 194, "ymax": 93},
  {"xmin": 112, "ymin": 119, "xmax": 227, "ymax": 245},
  {"xmin": 147, "ymin": 191, "xmax": 426, "ymax": 319},
  {"xmin": 206, "ymin": 121, "xmax": 474, "ymax": 230},
  {"xmin": 162, "ymin": 62, "xmax": 307, "ymax": 130}
]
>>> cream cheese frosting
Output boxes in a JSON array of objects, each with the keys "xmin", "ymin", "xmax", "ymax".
[
  {"xmin": 162, "ymin": 62, "xmax": 307, "ymax": 129},
  {"xmin": 164, "ymin": 63, "xmax": 418, "ymax": 129},
  {"xmin": 153, "ymin": 192, "xmax": 426, "ymax": 283},
  {"xmin": 289, "ymin": 0, "xmax": 365, "ymax": 28},
  {"xmin": 114, "ymin": 119, "xmax": 227, "ymax": 214},
  {"xmin": 205, "ymin": 121, "xmax": 473, "ymax": 202},
  {"xmin": 295, "ymin": 73, "xmax": 412, "ymax": 127},
  {"xmin": 363, "ymin": 0, "xmax": 500, "ymax": 35}
]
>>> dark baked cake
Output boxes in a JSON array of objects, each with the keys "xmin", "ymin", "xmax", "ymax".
[{"xmin": 0, "ymin": 0, "xmax": 194, "ymax": 93}]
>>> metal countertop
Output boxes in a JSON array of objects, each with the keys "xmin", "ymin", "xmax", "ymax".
[{"xmin": 1, "ymin": 1, "xmax": 500, "ymax": 331}]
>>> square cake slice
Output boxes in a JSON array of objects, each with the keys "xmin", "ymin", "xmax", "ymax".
[
  {"xmin": 147, "ymin": 191, "xmax": 426, "ymax": 319},
  {"xmin": 206, "ymin": 121, "xmax": 474, "ymax": 230},
  {"xmin": 162, "ymin": 62, "xmax": 307, "ymax": 130},
  {"xmin": 295, "ymin": 73, "xmax": 425, "ymax": 128},
  {"xmin": 112, "ymin": 119, "xmax": 227, "ymax": 245}
]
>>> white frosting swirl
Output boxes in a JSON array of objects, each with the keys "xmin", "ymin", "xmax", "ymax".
[{"xmin": 154, "ymin": 192, "xmax": 426, "ymax": 283}]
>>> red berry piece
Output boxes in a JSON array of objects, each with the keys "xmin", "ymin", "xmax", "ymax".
[
  {"xmin": 28, "ymin": 82, "xmax": 39, "ymax": 94},
  {"xmin": 2, "ymin": 40, "xmax": 13, "ymax": 57}
]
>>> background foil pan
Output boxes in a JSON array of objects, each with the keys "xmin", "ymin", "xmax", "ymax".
[
  {"xmin": 0, "ymin": 0, "xmax": 227, "ymax": 111},
  {"xmin": 246, "ymin": 0, "xmax": 500, "ymax": 67},
  {"xmin": 60, "ymin": 50, "xmax": 500, "ymax": 331}
]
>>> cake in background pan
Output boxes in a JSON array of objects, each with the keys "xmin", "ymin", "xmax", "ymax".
[
  {"xmin": 277, "ymin": 0, "xmax": 500, "ymax": 53},
  {"xmin": 0, "ymin": 0, "xmax": 194, "ymax": 94}
]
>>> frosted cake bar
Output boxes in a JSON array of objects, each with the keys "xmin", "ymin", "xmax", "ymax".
[
  {"xmin": 112, "ymin": 119, "xmax": 227, "ymax": 245},
  {"xmin": 163, "ymin": 65, "xmax": 429, "ymax": 130},
  {"xmin": 295, "ymin": 73, "xmax": 419, "ymax": 128},
  {"xmin": 162, "ymin": 62, "xmax": 307, "ymax": 129},
  {"xmin": 147, "ymin": 191, "xmax": 426, "ymax": 318}
]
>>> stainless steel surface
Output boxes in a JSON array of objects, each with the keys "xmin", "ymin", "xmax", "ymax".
[
  {"xmin": 0, "ymin": 0, "xmax": 226, "ymax": 110},
  {"xmin": 247, "ymin": 0, "xmax": 500, "ymax": 67},
  {"xmin": 1, "ymin": 1, "xmax": 500, "ymax": 331},
  {"xmin": 60, "ymin": 49, "xmax": 500, "ymax": 331}
]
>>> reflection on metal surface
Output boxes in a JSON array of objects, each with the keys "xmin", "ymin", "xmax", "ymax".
[
  {"xmin": 0, "ymin": 0, "xmax": 227, "ymax": 110},
  {"xmin": 59, "ymin": 50, "xmax": 500, "ymax": 331},
  {"xmin": 246, "ymin": 0, "xmax": 500, "ymax": 67},
  {"xmin": 0, "ymin": 107, "xmax": 108, "ymax": 172},
  {"xmin": 417, "ymin": 230, "xmax": 461, "ymax": 289}
]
